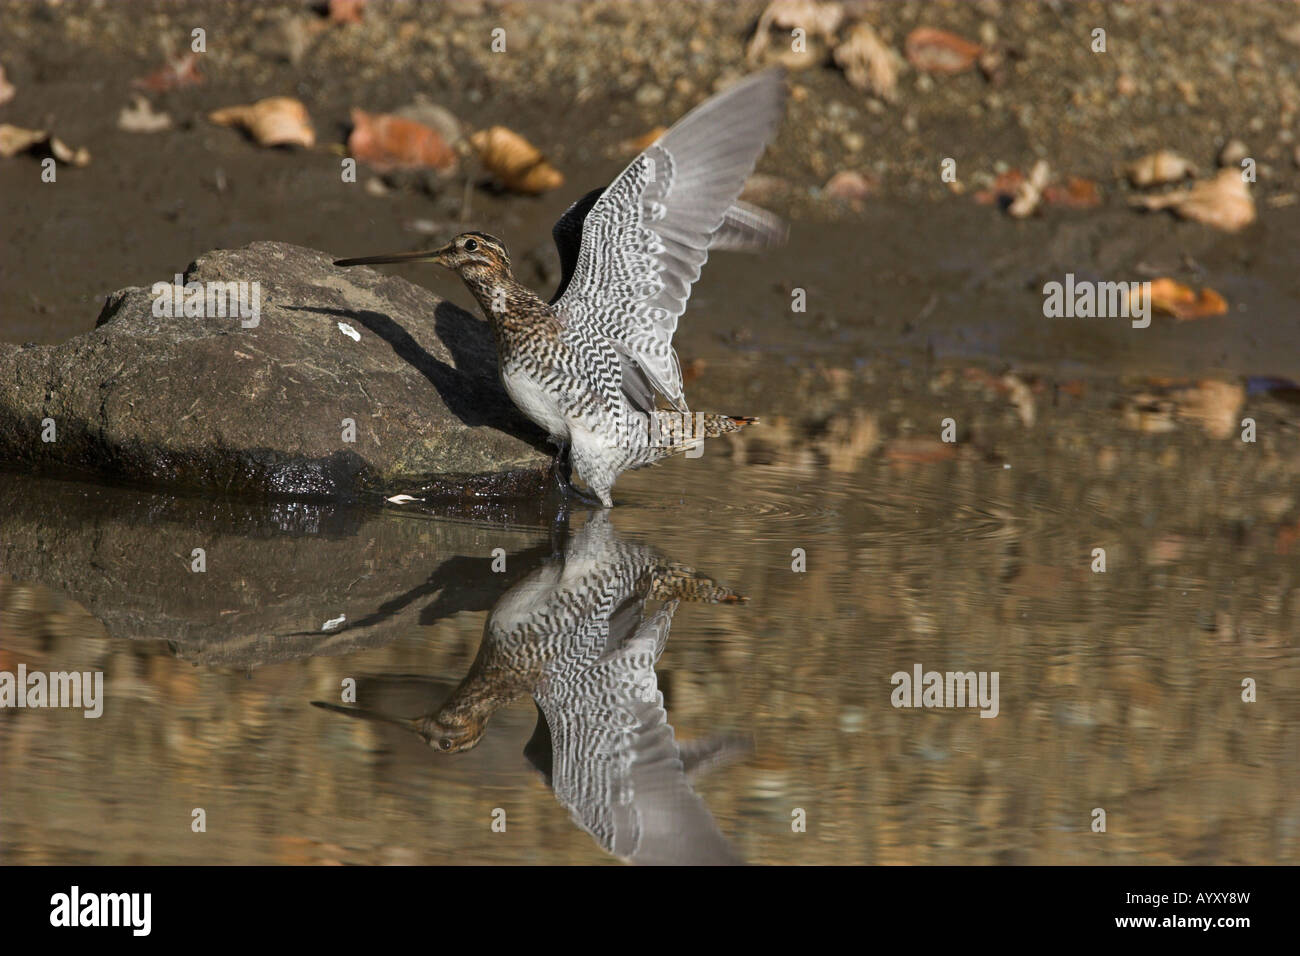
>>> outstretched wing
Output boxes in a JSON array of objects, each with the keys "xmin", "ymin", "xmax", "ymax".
[
  {"xmin": 549, "ymin": 193, "xmax": 787, "ymax": 306},
  {"xmin": 550, "ymin": 69, "xmax": 787, "ymax": 412}
]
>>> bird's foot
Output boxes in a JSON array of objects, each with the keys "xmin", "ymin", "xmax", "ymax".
[
  {"xmin": 569, "ymin": 486, "xmax": 608, "ymax": 508},
  {"xmin": 550, "ymin": 441, "xmax": 573, "ymax": 493},
  {"xmin": 550, "ymin": 443, "xmax": 606, "ymax": 506}
]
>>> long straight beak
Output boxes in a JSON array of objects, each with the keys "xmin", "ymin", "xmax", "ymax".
[
  {"xmin": 333, "ymin": 244, "xmax": 450, "ymax": 268},
  {"xmin": 311, "ymin": 700, "xmax": 423, "ymax": 734}
]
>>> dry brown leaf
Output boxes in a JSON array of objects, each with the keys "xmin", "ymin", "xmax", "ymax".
[
  {"xmin": 823, "ymin": 169, "xmax": 875, "ymax": 204},
  {"xmin": 348, "ymin": 109, "xmax": 457, "ymax": 172},
  {"xmin": 1123, "ymin": 149, "xmax": 1196, "ymax": 187},
  {"xmin": 904, "ymin": 27, "xmax": 982, "ymax": 75},
  {"xmin": 620, "ymin": 126, "xmax": 667, "ymax": 154},
  {"xmin": 833, "ymin": 22, "xmax": 903, "ymax": 101},
  {"xmin": 0, "ymin": 124, "xmax": 90, "ymax": 165},
  {"xmin": 747, "ymin": 0, "xmax": 845, "ymax": 65},
  {"xmin": 209, "ymin": 97, "xmax": 315, "ymax": 148},
  {"xmin": 0, "ymin": 124, "xmax": 46, "ymax": 157},
  {"xmin": 1130, "ymin": 168, "xmax": 1255, "ymax": 232},
  {"xmin": 977, "ymin": 168, "xmax": 1099, "ymax": 210},
  {"xmin": 469, "ymin": 125, "xmax": 563, "ymax": 194},
  {"xmin": 1042, "ymin": 176, "xmax": 1101, "ymax": 209},
  {"xmin": 1135, "ymin": 278, "xmax": 1229, "ymax": 321},
  {"xmin": 118, "ymin": 95, "xmax": 172, "ymax": 133},
  {"xmin": 48, "ymin": 137, "xmax": 90, "ymax": 167},
  {"xmin": 973, "ymin": 168, "xmax": 1024, "ymax": 204},
  {"xmin": 1008, "ymin": 159, "xmax": 1050, "ymax": 217},
  {"xmin": 0, "ymin": 64, "xmax": 14, "ymax": 107},
  {"xmin": 327, "ymin": 0, "xmax": 366, "ymax": 23},
  {"xmin": 133, "ymin": 51, "xmax": 203, "ymax": 92}
]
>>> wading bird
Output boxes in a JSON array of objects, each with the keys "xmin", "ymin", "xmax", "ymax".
[{"xmin": 335, "ymin": 69, "xmax": 787, "ymax": 506}]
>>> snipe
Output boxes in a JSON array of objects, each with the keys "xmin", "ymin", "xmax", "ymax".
[{"xmin": 336, "ymin": 69, "xmax": 787, "ymax": 506}]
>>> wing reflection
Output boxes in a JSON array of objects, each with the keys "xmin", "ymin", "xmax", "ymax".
[{"xmin": 315, "ymin": 511, "xmax": 749, "ymax": 864}]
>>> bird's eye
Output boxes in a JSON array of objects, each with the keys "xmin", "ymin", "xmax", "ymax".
[
  {"xmin": 463, "ymin": 238, "xmax": 479, "ymax": 252},
  {"xmin": 438, "ymin": 737, "xmax": 455, "ymax": 751}
]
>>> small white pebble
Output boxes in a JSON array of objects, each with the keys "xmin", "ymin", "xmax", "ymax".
[
  {"xmin": 386, "ymin": 494, "xmax": 418, "ymax": 504},
  {"xmin": 337, "ymin": 322, "xmax": 361, "ymax": 342},
  {"xmin": 321, "ymin": 614, "xmax": 346, "ymax": 631}
]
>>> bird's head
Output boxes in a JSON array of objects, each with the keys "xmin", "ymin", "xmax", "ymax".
[
  {"xmin": 311, "ymin": 701, "xmax": 487, "ymax": 754},
  {"xmin": 429, "ymin": 232, "xmax": 511, "ymax": 276},
  {"xmin": 415, "ymin": 711, "xmax": 487, "ymax": 754}
]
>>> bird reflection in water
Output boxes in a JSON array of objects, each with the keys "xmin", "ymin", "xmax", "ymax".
[{"xmin": 314, "ymin": 511, "xmax": 749, "ymax": 865}]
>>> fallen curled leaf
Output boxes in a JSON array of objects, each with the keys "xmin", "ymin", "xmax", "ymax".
[
  {"xmin": 1135, "ymin": 278, "xmax": 1229, "ymax": 321},
  {"xmin": 747, "ymin": 0, "xmax": 844, "ymax": 65},
  {"xmin": 823, "ymin": 169, "xmax": 875, "ymax": 204},
  {"xmin": 833, "ymin": 22, "xmax": 903, "ymax": 101},
  {"xmin": 905, "ymin": 27, "xmax": 982, "ymax": 75},
  {"xmin": 1123, "ymin": 149, "xmax": 1196, "ymax": 187},
  {"xmin": 118, "ymin": 95, "xmax": 172, "ymax": 133},
  {"xmin": 1130, "ymin": 168, "xmax": 1255, "ymax": 232},
  {"xmin": 0, "ymin": 123, "xmax": 46, "ymax": 157},
  {"xmin": 327, "ymin": 0, "xmax": 366, "ymax": 23},
  {"xmin": 1042, "ymin": 176, "xmax": 1101, "ymax": 209},
  {"xmin": 1008, "ymin": 159, "xmax": 1050, "ymax": 218},
  {"xmin": 469, "ymin": 125, "xmax": 563, "ymax": 194},
  {"xmin": 620, "ymin": 126, "xmax": 667, "ymax": 155},
  {"xmin": 973, "ymin": 168, "xmax": 1024, "ymax": 204},
  {"xmin": 48, "ymin": 136, "xmax": 91, "ymax": 166},
  {"xmin": 209, "ymin": 97, "xmax": 315, "ymax": 148},
  {"xmin": 977, "ymin": 167, "xmax": 1099, "ymax": 211},
  {"xmin": 348, "ymin": 109, "xmax": 457, "ymax": 172},
  {"xmin": 133, "ymin": 51, "xmax": 203, "ymax": 92},
  {"xmin": 0, "ymin": 124, "xmax": 90, "ymax": 165},
  {"xmin": 0, "ymin": 63, "xmax": 14, "ymax": 107}
]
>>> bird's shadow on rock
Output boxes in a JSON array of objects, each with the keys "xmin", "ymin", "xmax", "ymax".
[{"xmin": 285, "ymin": 302, "xmax": 549, "ymax": 452}]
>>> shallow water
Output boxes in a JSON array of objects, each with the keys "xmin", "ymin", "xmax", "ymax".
[{"xmin": 3, "ymin": 402, "xmax": 1297, "ymax": 864}]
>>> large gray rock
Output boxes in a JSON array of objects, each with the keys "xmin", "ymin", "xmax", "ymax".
[{"xmin": 0, "ymin": 241, "xmax": 550, "ymax": 498}]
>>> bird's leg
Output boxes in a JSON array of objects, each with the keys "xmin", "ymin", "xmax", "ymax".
[
  {"xmin": 550, "ymin": 439, "xmax": 607, "ymax": 507},
  {"xmin": 550, "ymin": 439, "xmax": 573, "ymax": 493},
  {"xmin": 549, "ymin": 499, "xmax": 569, "ymax": 558}
]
